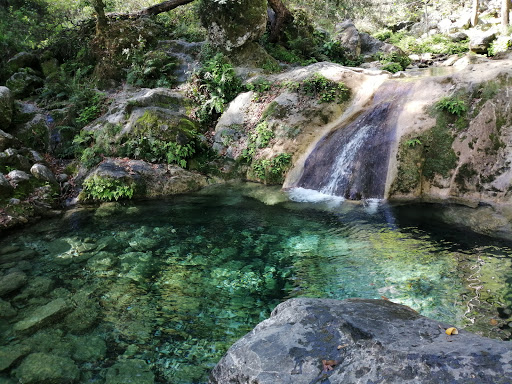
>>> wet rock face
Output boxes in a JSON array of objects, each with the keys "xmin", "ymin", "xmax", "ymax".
[{"xmin": 210, "ymin": 298, "xmax": 512, "ymax": 384}]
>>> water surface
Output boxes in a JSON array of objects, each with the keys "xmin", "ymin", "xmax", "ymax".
[{"xmin": 1, "ymin": 183, "xmax": 511, "ymax": 383}]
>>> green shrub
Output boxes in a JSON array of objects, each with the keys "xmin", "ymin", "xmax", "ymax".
[
  {"xmin": 382, "ymin": 62, "xmax": 403, "ymax": 73},
  {"xmin": 126, "ymin": 50, "xmax": 177, "ymax": 88},
  {"xmin": 300, "ymin": 73, "xmax": 350, "ymax": 103},
  {"xmin": 373, "ymin": 29, "xmax": 393, "ymax": 41},
  {"xmin": 191, "ymin": 53, "xmax": 243, "ymax": 124},
  {"xmin": 82, "ymin": 175, "xmax": 135, "ymax": 201},
  {"xmin": 435, "ymin": 97, "xmax": 467, "ymax": 117},
  {"xmin": 252, "ymin": 153, "xmax": 292, "ymax": 183}
]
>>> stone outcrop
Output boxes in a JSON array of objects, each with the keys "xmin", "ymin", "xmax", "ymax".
[
  {"xmin": 199, "ymin": 0, "xmax": 267, "ymax": 52},
  {"xmin": 80, "ymin": 157, "xmax": 210, "ymax": 201},
  {"xmin": 210, "ymin": 298, "xmax": 512, "ymax": 384}
]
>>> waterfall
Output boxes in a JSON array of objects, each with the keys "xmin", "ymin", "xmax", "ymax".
[{"xmin": 295, "ymin": 81, "xmax": 413, "ymax": 200}]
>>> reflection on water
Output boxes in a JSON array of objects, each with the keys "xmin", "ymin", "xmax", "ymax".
[{"xmin": 0, "ymin": 183, "xmax": 511, "ymax": 383}]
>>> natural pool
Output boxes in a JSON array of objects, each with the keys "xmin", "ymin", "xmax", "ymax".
[{"xmin": 1, "ymin": 182, "xmax": 511, "ymax": 383}]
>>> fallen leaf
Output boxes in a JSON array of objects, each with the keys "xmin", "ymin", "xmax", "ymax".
[
  {"xmin": 337, "ymin": 344, "xmax": 348, "ymax": 350},
  {"xmin": 490, "ymin": 319, "xmax": 498, "ymax": 326},
  {"xmin": 445, "ymin": 327, "xmax": 458, "ymax": 335},
  {"xmin": 381, "ymin": 296, "xmax": 390, "ymax": 301}
]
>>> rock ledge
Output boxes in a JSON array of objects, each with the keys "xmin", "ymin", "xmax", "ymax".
[{"xmin": 210, "ymin": 298, "xmax": 512, "ymax": 384}]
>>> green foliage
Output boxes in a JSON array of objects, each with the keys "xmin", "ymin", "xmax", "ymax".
[
  {"xmin": 191, "ymin": 53, "xmax": 243, "ymax": 124},
  {"xmin": 488, "ymin": 37, "xmax": 512, "ymax": 57},
  {"xmin": 381, "ymin": 62, "xmax": 403, "ymax": 74},
  {"xmin": 121, "ymin": 137, "xmax": 196, "ymax": 168},
  {"xmin": 156, "ymin": 2, "xmax": 206, "ymax": 42},
  {"xmin": 82, "ymin": 175, "xmax": 135, "ymax": 201},
  {"xmin": 300, "ymin": 73, "xmax": 350, "ymax": 103},
  {"xmin": 390, "ymin": 32, "xmax": 469, "ymax": 55},
  {"xmin": 242, "ymin": 121, "xmax": 275, "ymax": 161},
  {"xmin": 126, "ymin": 50, "xmax": 177, "ymax": 88},
  {"xmin": 252, "ymin": 153, "xmax": 292, "ymax": 183},
  {"xmin": 435, "ymin": 97, "xmax": 467, "ymax": 117},
  {"xmin": 406, "ymin": 138, "xmax": 422, "ymax": 148},
  {"xmin": 246, "ymin": 77, "xmax": 273, "ymax": 94},
  {"xmin": 377, "ymin": 52, "xmax": 411, "ymax": 72},
  {"xmin": 76, "ymin": 92, "xmax": 107, "ymax": 126},
  {"xmin": 373, "ymin": 29, "xmax": 393, "ymax": 41}
]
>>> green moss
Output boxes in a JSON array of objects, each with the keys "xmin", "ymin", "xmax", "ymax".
[
  {"xmin": 391, "ymin": 136, "xmax": 423, "ymax": 194},
  {"xmin": 420, "ymin": 121, "xmax": 458, "ymax": 180}
]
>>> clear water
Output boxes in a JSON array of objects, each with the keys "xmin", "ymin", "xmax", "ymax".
[{"xmin": 1, "ymin": 183, "xmax": 512, "ymax": 383}]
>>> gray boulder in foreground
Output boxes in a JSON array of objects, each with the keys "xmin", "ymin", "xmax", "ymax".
[{"xmin": 210, "ymin": 298, "xmax": 512, "ymax": 384}]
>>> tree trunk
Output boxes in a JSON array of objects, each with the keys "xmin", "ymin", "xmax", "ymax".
[
  {"xmin": 267, "ymin": 0, "xmax": 294, "ymax": 43},
  {"xmin": 93, "ymin": 0, "xmax": 108, "ymax": 36},
  {"xmin": 107, "ymin": 0, "xmax": 196, "ymax": 20},
  {"xmin": 502, "ymin": 0, "xmax": 511, "ymax": 32},
  {"xmin": 471, "ymin": 0, "xmax": 479, "ymax": 27}
]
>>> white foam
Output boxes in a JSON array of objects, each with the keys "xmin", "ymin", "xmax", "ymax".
[
  {"xmin": 286, "ymin": 188, "xmax": 345, "ymax": 205},
  {"xmin": 363, "ymin": 198, "xmax": 383, "ymax": 214}
]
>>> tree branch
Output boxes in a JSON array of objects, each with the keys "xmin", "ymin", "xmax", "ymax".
[{"xmin": 106, "ymin": 0, "xmax": 196, "ymax": 20}]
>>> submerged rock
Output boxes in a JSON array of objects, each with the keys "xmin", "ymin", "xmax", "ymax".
[
  {"xmin": 105, "ymin": 359, "xmax": 155, "ymax": 384},
  {"xmin": 13, "ymin": 298, "xmax": 71, "ymax": 334},
  {"xmin": 0, "ymin": 271, "xmax": 27, "ymax": 297},
  {"xmin": 0, "ymin": 345, "xmax": 30, "ymax": 372},
  {"xmin": 15, "ymin": 353, "xmax": 79, "ymax": 384},
  {"xmin": 210, "ymin": 298, "xmax": 512, "ymax": 384}
]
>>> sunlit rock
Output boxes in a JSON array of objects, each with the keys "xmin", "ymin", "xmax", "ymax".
[{"xmin": 210, "ymin": 298, "xmax": 512, "ymax": 384}]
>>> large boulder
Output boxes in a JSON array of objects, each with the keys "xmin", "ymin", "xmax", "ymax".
[
  {"xmin": 0, "ymin": 87, "xmax": 14, "ymax": 130},
  {"xmin": 5, "ymin": 69, "xmax": 44, "ymax": 99},
  {"xmin": 210, "ymin": 298, "xmax": 512, "ymax": 384},
  {"xmin": 470, "ymin": 31, "xmax": 497, "ymax": 54},
  {"xmin": 80, "ymin": 158, "xmax": 209, "ymax": 201},
  {"xmin": 6, "ymin": 52, "xmax": 41, "ymax": 75},
  {"xmin": 359, "ymin": 32, "xmax": 407, "ymax": 59},
  {"xmin": 199, "ymin": 0, "xmax": 267, "ymax": 52},
  {"xmin": 335, "ymin": 20, "xmax": 361, "ymax": 60}
]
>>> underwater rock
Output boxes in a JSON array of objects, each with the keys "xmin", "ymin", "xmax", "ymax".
[
  {"xmin": 0, "ymin": 271, "xmax": 27, "ymax": 297},
  {"xmin": 0, "ymin": 298, "xmax": 17, "ymax": 318},
  {"xmin": 70, "ymin": 335, "xmax": 107, "ymax": 362},
  {"xmin": 210, "ymin": 298, "xmax": 512, "ymax": 384},
  {"xmin": 13, "ymin": 298, "xmax": 71, "ymax": 334},
  {"xmin": 15, "ymin": 353, "xmax": 79, "ymax": 384},
  {"xmin": 0, "ymin": 249, "xmax": 36, "ymax": 266},
  {"xmin": 105, "ymin": 359, "xmax": 155, "ymax": 384},
  {"xmin": 63, "ymin": 302, "xmax": 100, "ymax": 334},
  {"xmin": 0, "ymin": 345, "xmax": 30, "ymax": 372},
  {"xmin": 17, "ymin": 277, "xmax": 55, "ymax": 300}
]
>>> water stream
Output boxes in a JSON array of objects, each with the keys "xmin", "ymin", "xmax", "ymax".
[{"xmin": 1, "ymin": 183, "xmax": 511, "ymax": 383}]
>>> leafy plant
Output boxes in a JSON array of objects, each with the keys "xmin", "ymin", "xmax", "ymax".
[
  {"xmin": 126, "ymin": 50, "xmax": 177, "ymax": 88},
  {"xmin": 435, "ymin": 97, "xmax": 467, "ymax": 117},
  {"xmin": 382, "ymin": 62, "xmax": 403, "ymax": 74},
  {"xmin": 242, "ymin": 121, "xmax": 275, "ymax": 161},
  {"xmin": 252, "ymin": 153, "xmax": 292, "ymax": 183},
  {"xmin": 82, "ymin": 175, "xmax": 135, "ymax": 201},
  {"xmin": 300, "ymin": 73, "xmax": 350, "ymax": 103},
  {"xmin": 191, "ymin": 53, "xmax": 243, "ymax": 124}
]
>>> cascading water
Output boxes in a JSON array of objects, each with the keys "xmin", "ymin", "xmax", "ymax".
[{"xmin": 296, "ymin": 80, "xmax": 414, "ymax": 200}]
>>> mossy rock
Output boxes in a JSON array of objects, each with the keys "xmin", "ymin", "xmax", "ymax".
[
  {"xmin": 199, "ymin": 0, "xmax": 267, "ymax": 51},
  {"xmin": 131, "ymin": 109, "xmax": 198, "ymax": 145},
  {"xmin": 15, "ymin": 353, "xmax": 79, "ymax": 384},
  {"xmin": 5, "ymin": 69, "xmax": 44, "ymax": 99}
]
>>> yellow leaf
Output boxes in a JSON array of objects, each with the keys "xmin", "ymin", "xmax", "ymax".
[{"xmin": 445, "ymin": 327, "xmax": 458, "ymax": 335}]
